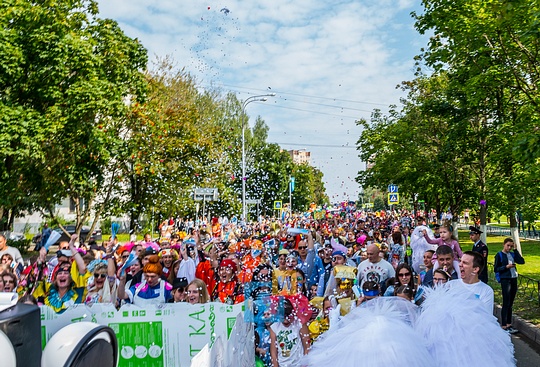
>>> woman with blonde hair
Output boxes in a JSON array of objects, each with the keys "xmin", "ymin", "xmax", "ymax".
[
  {"xmin": 84, "ymin": 260, "xmax": 117, "ymax": 306},
  {"xmin": 187, "ymin": 278, "xmax": 210, "ymax": 304}
]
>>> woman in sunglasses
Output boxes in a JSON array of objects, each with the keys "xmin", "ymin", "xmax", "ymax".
[
  {"xmin": 85, "ymin": 260, "xmax": 117, "ymax": 306},
  {"xmin": 384, "ymin": 263, "xmax": 416, "ymax": 298},
  {"xmin": 33, "ymin": 235, "xmax": 88, "ymax": 313}
]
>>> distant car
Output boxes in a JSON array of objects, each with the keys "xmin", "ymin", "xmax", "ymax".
[
  {"xmin": 0, "ymin": 231, "xmax": 26, "ymax": 242},
  {"xmin": 53, "ymin": 225, "xmax": 103, "ymax": 244}
]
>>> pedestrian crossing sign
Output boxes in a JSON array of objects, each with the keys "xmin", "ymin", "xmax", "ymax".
[
  {"xmin": 387, "ymin": 193, "xmax": 399, "ymax": 205},
  {"xmin": 274, "ymin": 201, "xmax": 282, "ymax": 210}
]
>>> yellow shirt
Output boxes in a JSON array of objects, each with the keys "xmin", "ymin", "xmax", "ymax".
[{"xmin": 33, "ymin": 261, "xmax": 89, "ymax": 313}]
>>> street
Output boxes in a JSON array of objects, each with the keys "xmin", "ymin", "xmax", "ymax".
[{"xmin": 514, "ymin": 333, "xmax": 540, "ymax": 366}]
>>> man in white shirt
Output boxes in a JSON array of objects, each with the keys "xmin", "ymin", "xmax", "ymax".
[
  {"xmin": 356, "ymin": 244, "xmax": 395, "ymax": 291},
  {"xmin": 450, "ymin": 250, "xmax": 494, "ymax": 314},
  {"xmin": 0, "ymin": 233, "xmax": 24, "ymax": 265}
]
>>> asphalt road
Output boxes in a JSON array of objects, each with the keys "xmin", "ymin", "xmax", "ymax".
[{"xmin": 514, "ymin": 333, "xmax": 540, "ymax": 366}]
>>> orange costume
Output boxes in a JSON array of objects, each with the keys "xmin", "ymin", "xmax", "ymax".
[
  {"xmin": 212, "ymin": 280, "xmax": 244, "ymax": 305},
  {"xmin": 195, "ymin": 260, "xmax": 216, "ymax": 294},
  {"xmin": 237, "ymin": 239, "xmax": 263, "ymax": 284},
  {"xmin": 211, "ymin": 259, "xmax": 244, "ymax": 305},
  {"xmin": 211, "ymin": 217, "xmax": 222, "ymax": 238}
]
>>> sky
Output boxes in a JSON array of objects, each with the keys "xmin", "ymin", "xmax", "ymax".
[{"xmin": 96, "ymin": 0, "xmax": 427, "ymax": 203}]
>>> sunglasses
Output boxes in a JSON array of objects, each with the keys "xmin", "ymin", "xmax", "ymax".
[
  {"xmin": 296, "ymin": 277, "xmax": 304, "ymax": 282},
  {"xmin": 94, "ymin": 273, "xmax": 107, "ymax": 279},
  {"xmin": 298, "ymin": 246, "xmax": 307, "ymax": 250},
  {"xmin": 122, "ymin": 255, "xmax": 129, "ymax": 259},
  {"xmin": 398, "ymin": 272, "xmax": 411, "ymax": 277}
]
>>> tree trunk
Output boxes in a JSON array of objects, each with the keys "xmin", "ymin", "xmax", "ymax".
[
  {"xmin": 8, "ymin": 209, "xmax": 15, "ymax": 230},
  {"xmin": 509, "ymin": 212, "xmax": 522, "ymax": 254},
  {"xmin": 480, "ymin": 204, "xmax": 487, "ymax": 245}
]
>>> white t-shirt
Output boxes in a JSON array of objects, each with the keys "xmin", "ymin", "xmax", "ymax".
[
  {"xmin": 356, "ymin": 259, "xmax": 396, "ymax": 288},
  {"xmin": 271, "ymin": 320, "xmax": 303, "ymax": 367},
  {"xmin": 0, "ymin": 246, "xmax": 23, "ymax": 265},
  {"xmin": 449, "ymin": 279, "xmax": 494, "ymax": 314}
]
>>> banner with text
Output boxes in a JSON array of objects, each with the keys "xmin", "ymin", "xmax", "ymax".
[{"xmin": 40, "ymin": 303, "xmax": 243, "ymax": 367}]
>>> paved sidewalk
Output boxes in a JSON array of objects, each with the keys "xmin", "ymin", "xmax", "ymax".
[{"xmin": 495, "ymin": 305, "xmax": 540, "ymax": 344}]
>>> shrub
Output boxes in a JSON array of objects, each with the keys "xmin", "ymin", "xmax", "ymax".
[{"xmin": 7, "ymin": 238, "xmax": 32, "ymax": 256}]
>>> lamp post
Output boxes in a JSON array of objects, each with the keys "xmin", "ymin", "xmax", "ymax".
[{"xmin": 241, "ymin": 93, "xmax": 275, "ymax": 221}]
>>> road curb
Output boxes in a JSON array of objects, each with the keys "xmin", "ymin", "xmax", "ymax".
[{"xmin": 494, "ymin": 305, "xmax": 540, "ymax": 344}]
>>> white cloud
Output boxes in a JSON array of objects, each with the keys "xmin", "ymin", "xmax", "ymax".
[{"xmin": 96, "ymin": 0, "xmax": 426, "ymax": 202}]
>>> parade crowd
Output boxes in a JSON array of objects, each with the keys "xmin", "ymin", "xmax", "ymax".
[{"xmin": 0, "ymin": 205, "xmax": 525, "ymax": 366}]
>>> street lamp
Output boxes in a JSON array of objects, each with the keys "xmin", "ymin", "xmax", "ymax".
[{"xmin": 241, "ymin": 93, "xmax": 275, "ymax": 221}]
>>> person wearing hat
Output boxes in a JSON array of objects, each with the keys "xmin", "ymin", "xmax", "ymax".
[
  {"xmin": 118, "ymin": 255, "xmax": 173, "ymax": 306},
  {"xmin": 167, "ymin": 277, "xmax": 188, "ymax": 303},
  {"xmin": 432, "ymin": 224, "xmax": 441, "ymax": 238},
  {"xmin": 469, "ymin": 226, "xmax": 488, "ymax": 283},
  {"xmin": 46, "ymin": 249, "xmax": 73, "ymax": 274},
  {"xmin": 211, "ymin": 258, "xmax": 244, "ymax": 304},
  {"xmin": 277, "ymin": 249, "xmax": 289, "ymax": 271},
  {"xmin": 273, "ymin": 251, "xmax": 298, "ymax": 296},
  {"xmin": 142, "ymin": 246, "xmax": 158, "ymax": 266},
  {"xmin": 32, "ymin": 260, "xmax": 87, "ymax": 313},
  {"xmin": 356, "ymin": 280, "xmax": 381, "ymax": 306},
  {"xmin": 331, "ymin": 250, "xmax": 347, "ymax": 266},
  {"xmin": 159, "ymin": 248, "xmax": 179, "ymax": 280},
  {"xmin": 285, "ymin": 251, "xmax": 299, "ymax": 271},
  {"xmin": 33, "ymin": 235, "xmax": 88, "ymax": 313},
  {"xmin": 324, "ymin": 265, "xmax": 358, "ymax": 315}
]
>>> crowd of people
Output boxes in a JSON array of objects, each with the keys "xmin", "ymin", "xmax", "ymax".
[{"xmin": 0, "ymin": 206, "xmax": 525, "ymax": 366}]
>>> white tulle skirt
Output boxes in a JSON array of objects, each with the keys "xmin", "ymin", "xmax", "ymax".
[
  {"xmin": 303, "ymin": 287, "xmax": 515, "ymax": 367},
  {"xmin": 415, "ymin": 286, "xmax": 515, "ymax": 367},
  {"xmin": 303, "ymin": 297, "xmax": 433, "ymax": 367}
]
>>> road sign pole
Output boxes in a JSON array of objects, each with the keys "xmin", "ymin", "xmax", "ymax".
[
  {"xmin": 202, "ymin": 196, "xmax": 206, "ymax": 224},
  {"xmin": 289, "ymin": 176, "xmax": 292, "ymax": 212}
]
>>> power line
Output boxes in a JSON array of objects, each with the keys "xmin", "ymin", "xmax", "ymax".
[
  {"xmin": 271, "ymin": 142, "xmax": 357, "ymax": 149},
  {"xmin": 258, "ymin": 102, "xmax": 366, "ymax": 120},
  {"xmin": 201, "ymin": 82, "xmax": 392, "ymax": 107},
  {"xmin": 275, "ymin": 96, "xmax": 374, "ymax": 113}
]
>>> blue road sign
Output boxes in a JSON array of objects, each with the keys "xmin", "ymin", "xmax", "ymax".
[
  {"xmin": 388, "ymin": 184, "xmax": 399, "ymax": 193},
  {"xmin": 388, "ymin": 193, "xmax": 399, "ymax": 204}
]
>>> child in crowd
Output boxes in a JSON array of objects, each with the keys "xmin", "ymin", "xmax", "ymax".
[
  {"xmin": 269, "ymin": 298, "xmax": 310, "ymax": 367},
  {"xmin": 423, "ymin": 226, "xmax": 462, "ymax": 276}
]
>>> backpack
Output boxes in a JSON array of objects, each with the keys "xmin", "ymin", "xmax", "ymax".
[{"xmin": 494, "ymin": 252, "xmax": 503, "ymax": 283}]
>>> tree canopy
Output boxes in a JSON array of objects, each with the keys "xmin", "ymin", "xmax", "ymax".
[{"xmin": 0, "ymin": 1, "xmax": 329, "ymax": 233}]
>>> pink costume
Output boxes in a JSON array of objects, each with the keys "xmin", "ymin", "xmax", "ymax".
[{"xmin": 424, "ymin": 236, "xmax": 463, "ymax": 261}]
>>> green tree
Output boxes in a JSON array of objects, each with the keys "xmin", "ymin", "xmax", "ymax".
[
  {"xmin": 0, "ymin": 0, "xmax": 147, "ymax": 238},
  {"xmin": 413, "ymin": 0, "xmax": 540, "ymax": 250},
  {"xmin": 122, "ymin": 61, "xmax": 241, "ymax": 227}
]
